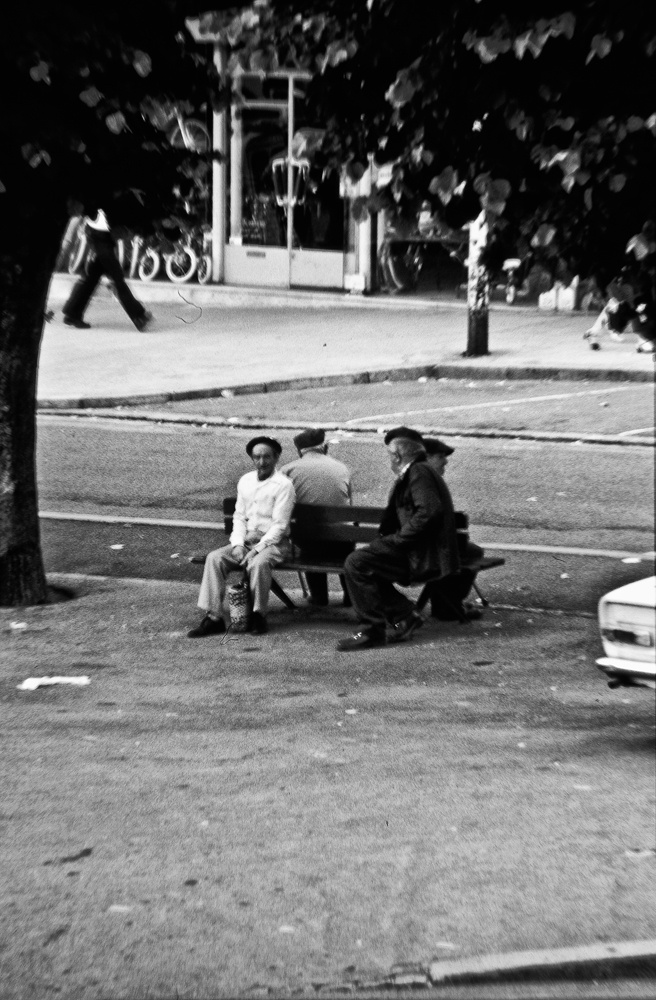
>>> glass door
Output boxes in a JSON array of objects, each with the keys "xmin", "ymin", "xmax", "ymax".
[{"xmin": 224, "ymin": 72, "xmax": 345, "ymax": 289}]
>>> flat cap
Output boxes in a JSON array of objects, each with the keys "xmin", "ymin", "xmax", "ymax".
[
  {"xmin": 423, "ymin": 437, "xmax": 454, "ymax": 456},
  {"xmin": 294, "ymin": 428, "xmax": 325, "ymax": 450},
  {"xmin": 383, "ymin": 425, "xmax": 424, "ymax": 445},
  {"xmin": 246, "ymin": 435, "xmax": 282, "ymax": 457}
]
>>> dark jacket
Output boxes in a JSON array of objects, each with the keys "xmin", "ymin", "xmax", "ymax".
[{"xmin": 370, "ymin": 456, "xmax": 460, "ymax": 582}]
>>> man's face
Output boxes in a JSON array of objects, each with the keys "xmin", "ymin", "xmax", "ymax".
[
  {"xmin": 251, "ymin": 444, "xmax": 277, "ymax": 480},
  {"xmin": 428, "ymin": 453, "xmax": 448, "ymax": 477},
  {"xmin": 387, "ymin": 442, "xmax": 404, "ymax": 477}
]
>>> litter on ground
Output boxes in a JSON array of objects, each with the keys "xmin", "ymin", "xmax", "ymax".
[{"xmin": 17, "ymin": 676, "xmax": 91, "ymax": 691}]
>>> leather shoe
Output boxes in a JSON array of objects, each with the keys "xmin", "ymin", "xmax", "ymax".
[
  {"xmin": 337, "ymin": 628, "xmax": 386, "ymax": 651},
  {"xmin": 63, "ymin": 316, "xmax": 91, "ymax": 329},
  {"xmin": 134, "ymin": 310, "xmax": 154, "ymax": 332},
  {"xmin": 187, "ymin": 615, "xmax": 226, "ymax": 638},
  {"xmin": 388, "ymin": 611, "xmax": 424, "ymax": 643},
  {"xmin": 250, "ymin": 611, "xmax": 268, "ymax": 634}
]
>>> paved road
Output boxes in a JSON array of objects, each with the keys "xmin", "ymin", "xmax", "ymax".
[
  {"xmin": 37, "ymin": 415, "xmax": 654, "ymax": 614},
  {"xmin": 131, "ymin": 376, "xmax": 656, "ymax": 438}
]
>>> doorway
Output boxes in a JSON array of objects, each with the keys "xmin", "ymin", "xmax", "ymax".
[{"xmin": 224, "ymin": 71, "xmax": 346, "ymax": 289}]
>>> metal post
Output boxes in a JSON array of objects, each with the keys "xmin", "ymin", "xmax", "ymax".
[
  {"xmin": 357, "ymin": 163, "xmax": 372, "ymax": 292},
  {"xmin": 286, "ymin": 75, "xmax": 294, "ymax": 289},
  {"xmin": 464, "ymin": 210, "xmax": 490, "ymax": 356},
  {"xmin": 211, "ymin": 43, "xmax": 228, "ymax": 283},
  {"xmin": 229, "ymin": 75, "xmax": 242, "ymax": 244}
]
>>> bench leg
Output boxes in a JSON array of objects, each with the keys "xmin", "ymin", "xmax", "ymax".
[
  {"xmin": 471, "ymin": 580, "xmax": 489, "ymax": 608},
  {"xmin": 271, "ymin": 577, "xmax": 296, "ymax": 610},
  {"xmin": 297, "ymin": 572, "xmax": 309, "ymax": 599},
  {"xmin": 415, "ymin": 583, "xmax": 470, "ymax": 624}
]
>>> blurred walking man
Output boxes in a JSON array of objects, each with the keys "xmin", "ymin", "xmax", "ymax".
[{"xmin": 62, "ymin": 208, "xmax": 153, "ymax": 331}]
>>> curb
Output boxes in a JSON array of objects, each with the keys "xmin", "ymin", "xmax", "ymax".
[
  {"xmin": 428, "ymin": 938, "xmax": 656, "ymax": 987},
  {"xmin": 36, "ymin": 361, "xmax": 654, "ymax": 413},
  {"xmin": 48, "ymin": 271, "xmax": 538, "ymax": 313},
  {"xmin": 37, "ymin": 407, "xmax": 655, "ymax": 448}
]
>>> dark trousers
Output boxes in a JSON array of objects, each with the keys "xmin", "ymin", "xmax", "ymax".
[
  {"xmin": 300, "ymin": 542, "xmax": 353, "ymax": 606},
  {"xmin": 63, "ymin": 246, "xmax": 146, "ymax": 324},
  {"xmin": 343, "ymin": 547, "xmax": 415, "ymax": 632},
  {"xmin": 429, "ymin": 568, "xmax": 476, "ymax": 618}
]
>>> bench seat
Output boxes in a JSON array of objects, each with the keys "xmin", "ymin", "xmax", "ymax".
[{"xmin": 190, "ymin": 499, "xmax": 505, "ymax": 618}]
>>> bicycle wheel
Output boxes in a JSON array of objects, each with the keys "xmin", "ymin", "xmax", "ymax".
[
  {"xmin": 167, "ymin": 119, "xmax": 210, "ymax": 153},
  {"xmin": 138, "ymin": 248, "xmax": 161, "ymax": 282},
  {"xmin": 165, "ymin": 246, "xmax": 198, "ymax": 283},
  {"xmin": 198, "ymin": 254, "xmax": 212, "ymax": 285}
]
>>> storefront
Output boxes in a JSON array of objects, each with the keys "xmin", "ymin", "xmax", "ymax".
[{"xmin": 185, "ymin": 18, "xmax": 377, "ymax": 292}]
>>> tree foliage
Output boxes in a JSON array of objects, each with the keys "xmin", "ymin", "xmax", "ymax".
[
  {"xmin": 0, "ymin": 1, "xmax": 235, "ymax": 605},
  {"xmin": 0, "ymin": 0, "xmax": 237, "ymax": 243},
  {"xmin": 199, "ymin": 0, "xmax": 656, "ymax": 286}
]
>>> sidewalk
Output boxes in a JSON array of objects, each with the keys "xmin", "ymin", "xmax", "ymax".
[{"xmin": 40, "ymin": 279, "xmax": 654, "ymax": 407}]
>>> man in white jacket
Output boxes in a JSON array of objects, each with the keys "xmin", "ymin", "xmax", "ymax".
[{"xmin": 188, "ymin": 436, "xmax": 295, "ymax": 637}]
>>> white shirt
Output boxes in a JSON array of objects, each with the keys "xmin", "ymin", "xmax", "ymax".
[{"xmin": 230, "ymin": 470, "xmax": 296, "ymax": 552}]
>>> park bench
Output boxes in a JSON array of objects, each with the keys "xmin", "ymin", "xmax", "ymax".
[{"xmin": 191, "ymin": 499, "xmax": 505, "ymax": 622}]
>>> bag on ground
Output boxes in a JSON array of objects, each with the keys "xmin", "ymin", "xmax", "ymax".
[{"xmin": 227, "ymin": 571, "xmax": 252, "ymax": 632}]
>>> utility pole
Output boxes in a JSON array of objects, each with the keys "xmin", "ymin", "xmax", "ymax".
[{"xmin": 464, "ymin": 210, "xmax": 490, "ymax": 356}]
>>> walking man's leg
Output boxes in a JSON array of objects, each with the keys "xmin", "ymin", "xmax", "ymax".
[
  {"xmin": 102, "ymin": 251, "xmax": 151, "ymax": 328},
  {"xmin": 62, "ymin": 256, "xmax": 103, "ymax": 327}
]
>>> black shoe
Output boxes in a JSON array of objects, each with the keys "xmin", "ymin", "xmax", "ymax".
[
  {"xmin": 388, "ymin": 610, "xmax": 424, "ymax": 643},
  {"xmin": 187, "ymin": 615, "xmax": 226, "ymax": 638},
  {"xmin": 250, "ymin": 611, "xmax": 268, "ymax": 634},
  {"xmin": 63, "ymin": 316, "xmax": 91, "ymax": 329},
  {"xmin": 337, "ymin": 628, "xmax": 386, "ymax": 651},
  {"xmin": 134, "ymin": 310, "xmax": 153, "ymax": 332}
]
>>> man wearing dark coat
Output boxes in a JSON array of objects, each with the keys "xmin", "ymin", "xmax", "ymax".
[{"xmin": 337, "ymin": 433, "xmax": 460, "ymax": 651}]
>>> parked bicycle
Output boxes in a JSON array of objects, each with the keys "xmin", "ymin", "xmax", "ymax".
[
  {"xmin": 164, "ymin": 225, "xmax": 212, "ymax": 284},
  {"xmin": 377, "ymin": 239, "xmax": 424, "ymax": 293}
]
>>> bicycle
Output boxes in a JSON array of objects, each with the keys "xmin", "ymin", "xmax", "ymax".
[
  {"xmin": 163, "ymin": 225, "xmax": 212, "ymax": 284},
  {"xmin": 377, "ymin": 238, "xmax": 424, "ymax": 293},
  {"xmin": 164, "ymin": 104, "xmax": 210, "ymax": 154}
]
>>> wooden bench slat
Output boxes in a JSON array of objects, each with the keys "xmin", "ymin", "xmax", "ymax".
[{"xmin": 210, "ymin": 498, "xmax": 502, "ymax": 611}]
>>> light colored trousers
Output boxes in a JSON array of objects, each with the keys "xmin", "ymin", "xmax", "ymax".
[{"xmin": 197, "ymin": 542, "xmax": 288, "ymax": 616}]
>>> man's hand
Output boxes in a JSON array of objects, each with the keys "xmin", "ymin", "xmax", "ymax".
[
  {"xmin": 242, "ymin": 547, "xmax": 261, "ymax": 569},
  {"xmin": 231, "ymin": 545, "xmax": 246, "ymax": 563}
]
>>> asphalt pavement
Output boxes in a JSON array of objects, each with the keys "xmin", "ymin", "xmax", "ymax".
[{"xmin": 36, "ymin": 418, "xmax": 654, "ymax": 615}]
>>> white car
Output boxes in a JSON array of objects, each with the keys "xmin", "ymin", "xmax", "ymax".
[{"xmin": 596, "ymin": 576, "xmax": 656, "ymax": 690}]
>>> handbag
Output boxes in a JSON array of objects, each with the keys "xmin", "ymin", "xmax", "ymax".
[{"xmin": 227, "ymin": 570, "xmax": 252, "ymax": 632}]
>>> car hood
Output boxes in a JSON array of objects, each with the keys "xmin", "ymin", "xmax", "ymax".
[{"xmin": 601, "ymin": 575, "xmax": 656, "ymax": 609}]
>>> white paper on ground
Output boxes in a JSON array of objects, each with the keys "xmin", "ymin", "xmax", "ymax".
[{"xmin": 17, "ymin": 676, "xmax": 91, "ymax": 691}]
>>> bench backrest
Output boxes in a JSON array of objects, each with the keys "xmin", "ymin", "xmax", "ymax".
[{"xmin": 223, "ymin": 498, "xmax": 469, "ymax": 547}]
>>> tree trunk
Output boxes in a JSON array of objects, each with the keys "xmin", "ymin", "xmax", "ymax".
[
  {"xmin": 0, "ymin": 220, "xmax": 64, "ymax": 606},
  {"xmin": 464, "ymin": 210, "xmax": 490, "ymax": 357}
]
